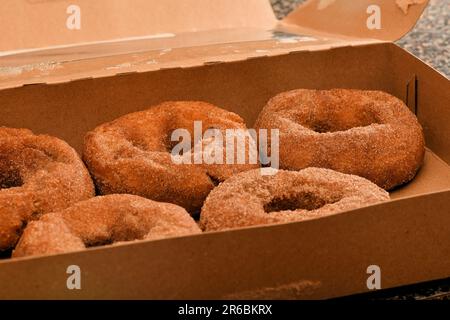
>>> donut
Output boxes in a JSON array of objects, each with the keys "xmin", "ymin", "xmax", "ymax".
[
  {"xmin": 255, "ymin": 89, "xmax": 425, "ymax": 190},
  {"xmin": 13, "ymin": 194, "xmax": 202, "ymax": 258},
  {"xmin": 0, "ymin": 128, "xmax": 95, "ymax": 252},
  {"xmin": 83, "ymin": 101, "xmax": 259, "ymax": 214},
  {"xmin": 200, "ymin": 168, "xmax": 390, "ymax": 231}
]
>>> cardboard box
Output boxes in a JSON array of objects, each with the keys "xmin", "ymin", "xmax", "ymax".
[{"xmin": 0, "ymin": 0, "xmax": 448, "ymax": 299}]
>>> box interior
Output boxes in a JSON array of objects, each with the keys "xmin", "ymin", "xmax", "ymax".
[
  {"xmin": 0, "ymin": 0, "xmax": 448, "ymax": 299},
  {"xmin": 1, "ymin": 43, "xmax": 449, "ymax": 202}
]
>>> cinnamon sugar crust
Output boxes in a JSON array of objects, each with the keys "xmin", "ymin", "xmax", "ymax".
[
  {"xmin": 0, "ymin": 127, "xmax": 94, "ymax": 251},
  {"xmin": 255, "ymin": 89, "xmax": 425, "ymax": 190},
  {"xmin": 13, "ymin": 194, "xmax": 201, "ymax": 258},
  {"xmin": 200, "ymin": 168, "xmax": 390, "ymax": 231},
  {"xmin": 83, "ymin": 101, "xmax": 259, "ymax": 214}
]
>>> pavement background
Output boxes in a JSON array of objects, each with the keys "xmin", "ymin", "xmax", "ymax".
[{"xmin": 271, "ymin": 0, "xmax": 449, "ymax": 77}]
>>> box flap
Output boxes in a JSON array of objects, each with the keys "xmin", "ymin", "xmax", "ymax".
[
  {"xmin": 0, "ymin": 0, "xmax": 432, "ymax": 90},
  {"xmin": 0, "ymin": 34, "xmax": 375, "ymax": 90},
  {"xmin": 283, "ymin": 0, "xmax": 429, "ymax": 41},
  {"xmin": 0, "ymin": 0, "xmax": 277, "ymax": 53}
]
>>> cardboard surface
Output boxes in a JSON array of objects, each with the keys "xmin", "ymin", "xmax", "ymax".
[
  {"xmin": 1, "ymin": 191, "xmax": 449, "ymax": 300},
  {"xmin": 0, "ymin": 42, "xmax": 449, "ymax": 299},
  {"xmin": 0, "ymin": 33, "xmax": 370, "ymax": 90},
  {"xmin": 0, "ymin": 0, "xmax": 449, "ymax": 300},
  {"xmin": 0, "ymin": 0, "xmax": 276, "ymax": 52},
  {"xmin": 284, "ymin": 0, "xmax": 430, "ymax": 41},
  {"xmin": 390, "ymin": 150, "xmax": 450, "ymax": 200}
]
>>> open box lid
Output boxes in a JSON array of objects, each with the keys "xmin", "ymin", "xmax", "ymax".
[
  {"xmin": 283, "ymin": 0, "xmax": 430, "ymax": 41},
  {"xmin": 0, "ymin": 0, "xmax": 278, "ymax": 53},
  {"xmin": 0, "ymin": 0, "xmax": 430, "ymax": 89}
]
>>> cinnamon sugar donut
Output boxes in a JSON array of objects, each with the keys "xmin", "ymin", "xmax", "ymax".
[
  {"xmin": 83, "ymin": 101, "xmax": 259, "ymax": 214},
  {"xmin": 200, "ymin": 168, "xmax": 390, "ymax": 231},
  {"xmin": 255, "ymin": 89, "xmax": 425, "ymax": 190},
  {"xmin": 13, "ymin": 194, "xmax": 201, "ymax": 258},
  {"xmin": 0, "ymin": 128, "xmax": 94, "ymax": 251}
]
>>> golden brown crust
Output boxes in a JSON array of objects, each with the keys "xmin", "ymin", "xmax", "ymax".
[
  {"xmin": 83, "ymin": 101, "xmax": 259, "ymax": 214},
  {"xmin": 0, "ymin": 128, "xmax": 95, "ymax": 251},
  {"xmin": 255, "ymin": 89, "xmax": 425, "ymax": 190},
  {"xmin": 13, "ymin": 194, "xmax": 202, "ymax": 258},
  {"xmin": 200, "ymin": 168, "xmax": 390, "ymax": 231}
]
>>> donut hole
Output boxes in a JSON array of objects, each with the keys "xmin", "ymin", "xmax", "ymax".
[
  {"xmin": 85, "ymin": 238, "xmax": 115, "ymax": 248},
  {"xmin": 307, "ymin": 117, "xmax": 382, "ymax": 133},
  {"xmin": 165, "ymin": 136, "xmax": 186, "ymax": 155},
  {"xmin": 123, "ymin": 130, "xmax": 153, "ymax": 152},
  {"xmin": 164, "ymin": 128, "xmax": 196, "ymax": 155},
  {"xmin": 165, "ymin": 125, "xmax": 222, "ymax": 155},
  {"xmin": 264, "ymin": 192, "xmax": 340, "ymax": 213},
  {"xmin": 84, "ymin": 225, "xmax": 148, "ymax": 248},
  {"xmin": 309, "ymin": 121, "xmax": 336, "ymax": 134},
  {"xmin": 0, "ymin": 169, "xmax": 23, "ymax": 189},
  {"xmin": 206, "ymin": 173, "xmax": 221, "ymax": 187},
  {"xmin": 303, "ymin": 107, "xmax": 383, "ymax": 133}
]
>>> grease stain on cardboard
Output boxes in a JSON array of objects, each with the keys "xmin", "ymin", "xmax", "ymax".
[
  {"xmin": 224, "ymin": 280, "xmax": 322, "ymax": 300},
  {"xmin": 0, "ymin": 61, "xmax": 61, "ymax": 78}
]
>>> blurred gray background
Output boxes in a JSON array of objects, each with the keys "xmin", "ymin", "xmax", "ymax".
[{"xmin": 270, "ymin": 0, "xmax": 449, "ymax": 77}]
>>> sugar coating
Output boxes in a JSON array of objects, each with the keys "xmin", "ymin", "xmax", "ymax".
[
  {"xmin": 254, "ymin": 89, "xmax": 425, "ymax": 190},
  {"xmin": 0, "ymin": 127, "xmax": 95, "ymax": 251},
  {"xmin": 13, "ymin": 194, "xmax": 201, "ymax": 258},
  {"xmin": 83, "ymin": 101, "xmax": 259, "ymax": 214},
  {"xmin": 200, "ymin": 168, "xmax": 390, "ymax": 231}
]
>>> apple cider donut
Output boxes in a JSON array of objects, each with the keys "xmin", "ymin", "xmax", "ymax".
[
  {"xmin": 255, "ymin": 89, "xmax": 425, "ymax": 190},
  {"xmin": 83, "ymin": 101, "xmax": 259, "ymax": 214},
  {"xmin": 200, "ymin": 168, "xmax": 390, "ymax": 231},
  {"xmin": 13, "ymin": 194, "xmax": 202, "ymax": 258},
  {"xmin": 0, "ymin": 128, "xmax": 94, "ymax": 251}
]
